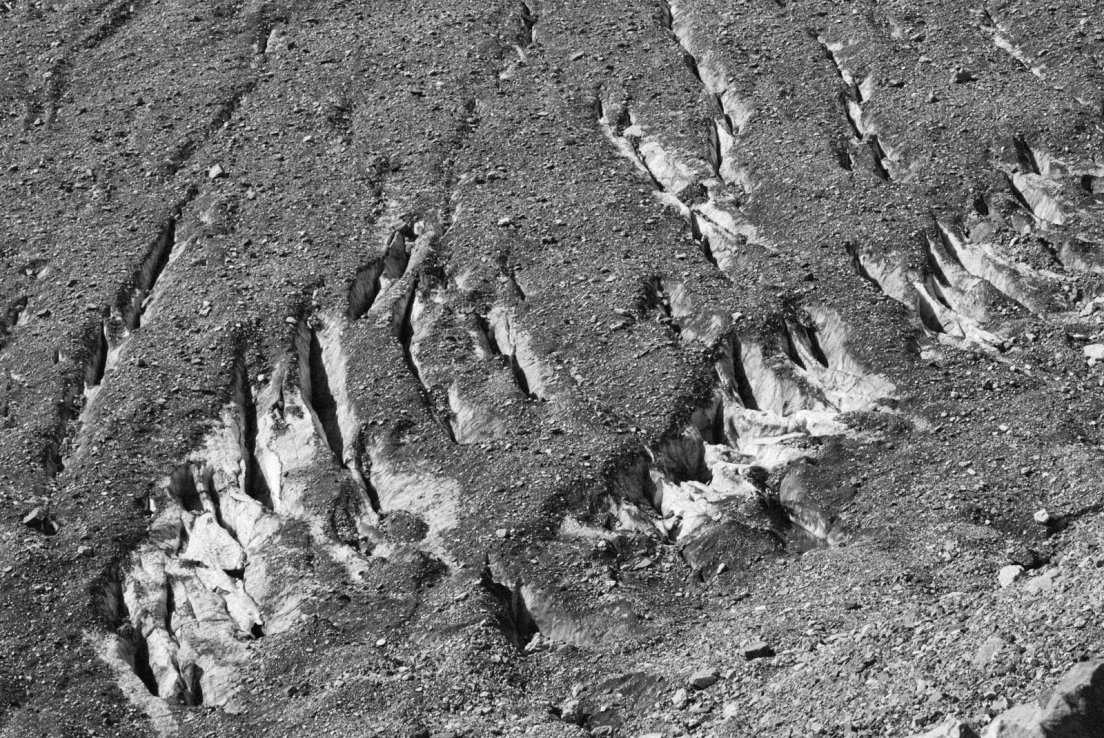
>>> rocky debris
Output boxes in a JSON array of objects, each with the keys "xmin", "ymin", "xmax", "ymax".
[
  {"xmin": 925, "ymin": 660, "xmax": 1104, "ymax": 738},
  {"xmin": 909, "ymin": 720, "xmax": 980, "ymax": 738},
  {"xmin": 985, "ymin": 660, "xmax": 1104, "ymax": 735},
  {"xmin": 3, "ymin": 0, "xmax": 1104, "ymax": 734}
]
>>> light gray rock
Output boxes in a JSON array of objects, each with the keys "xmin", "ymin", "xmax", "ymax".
[
  {"xmin": 182, "ymin": 513, "xmax": 246, "ymax": 570},
  {"xmin": 999, "ymin": 565, "xmax": 1024, "ymax": 588},
  {"xmin": 689, "ymin": 668, "xmax": 719, "ymax": 690},
  {"xmin": 1082, "ymin": 344, "xmax": 1104, "ymax": 361},
  {"xmin": 974, "ymin": 636, "xmax": 1006, "ymax": 667},
  {"xmin": 1024, "ymin": 570, "xmax": 1059, "ymax": 596}
]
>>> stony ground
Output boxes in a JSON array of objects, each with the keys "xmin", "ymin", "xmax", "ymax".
[{"xmin": 2, "ymin": 0, "xmax": 1104, "ymax": 736}]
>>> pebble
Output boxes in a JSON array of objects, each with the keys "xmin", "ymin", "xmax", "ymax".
[
  {"xmin": 1033, "ymin": 509, "xmax": 1050, "ymax": 525},
  {"xmin": 208, "ymin": 163, "xmax": 226, "ymax": 179}
]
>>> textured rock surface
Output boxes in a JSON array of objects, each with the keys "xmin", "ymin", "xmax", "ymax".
[{"xmin": 2, "ymin": 0, "xmax": 1104, "ymax": 736}]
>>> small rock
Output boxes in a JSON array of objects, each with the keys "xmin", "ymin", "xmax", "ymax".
[
  {"xmin": 906, "ymin": 719, "xmax": 979, "ymax": 738},
  {"xmin": 76, "ymin": 545, "xmax": 93, "ymax": 558},
  {"xmin": 998, "ymin": 565, "xmax": 1023, "ymax": 588},
  {"xmin": 523, "ymin": 632, "xmax": 545, "ymax": 653},
  {"xmin": 741, "ymin": 640, "xmax": 775, "ymax": 660},
  {"xmin": 1033, "ymin": 508, "xmax": 1050, "ymax": 525},
  {"xmin": 207, "ymin": 163, "xmax": 226, "ymax": 179},
  {"xmin": 22, "ymin": 508, "xmax": 59, "ymax": 535},
  {"xmin": 558, "ymin": 697, "xmax": 585, "ymax": 725},
  {"xmin": 974, "ymin": 636, "xmax": 1006, "ymax": 667},
  {"xmin": 952, "ymin": 69, "xmax": 977, "ymax": 83},
  {"xmin": 671, "ymin": 687, "xmax": 689, "ymax": 708},
  {"xmin": 1083, "ymin": 344, "xmax": 1104, "ymax": 361},
  {"xmin": 495, "ymin": 528, "xmax": 509, "ymax": 539},
  {"xmin": 1024, "ymin": 569, "xmax": 1058, "ymax": 596},
  {"xmin": 222, "ymin": 698, "xmax": 245, "ymax": 715},
  {"xmin": 689, "ymin": 668, "xmax": 719, "ymax": 690}
]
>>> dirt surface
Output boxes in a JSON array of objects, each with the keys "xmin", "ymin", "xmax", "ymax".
[{"xmin": 3, "ymin": 0, "xmax": 1104, "ymax": 736}]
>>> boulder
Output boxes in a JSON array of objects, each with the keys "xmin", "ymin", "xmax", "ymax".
[
  {"xmin": 181, "ymin": 513, "xmax": 246, "ymax": 570},
  {"xmin": 688, "ymin": 668, "xmax": 719, "ymax": 690},
  {"xmin": 984, "ymin": 660, "xmax": 1104, "ymax": 737},
  {"xmin": 741, "ymin": 640, "xmax": 775, "ymax": 660}
]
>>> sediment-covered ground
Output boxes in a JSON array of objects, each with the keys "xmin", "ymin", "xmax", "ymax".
[{"xmin": 3, "ymin": 0, "xmax": 1104, "ymax": 736}]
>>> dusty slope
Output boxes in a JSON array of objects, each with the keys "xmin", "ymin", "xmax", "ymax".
[{"xmin": 2, "ymin": 0, "xmax": 1104, "ymax": 736}]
